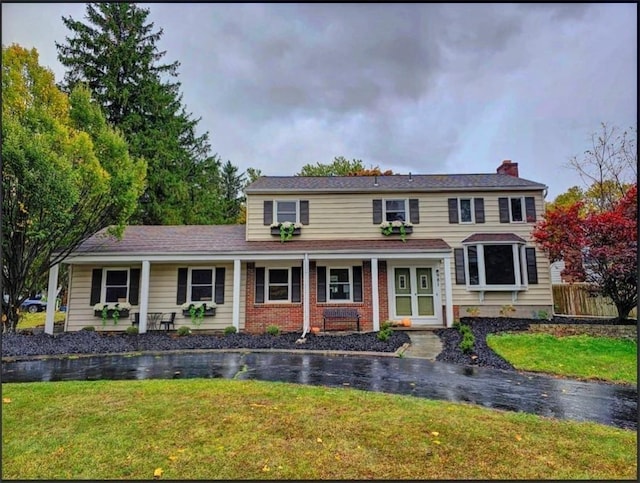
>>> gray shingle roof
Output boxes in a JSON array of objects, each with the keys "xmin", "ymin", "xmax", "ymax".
[
  {"xmin": 72, "ymin": 225, "xmax": 450, "ymax": 256},
  {"xmin": 246, "ymin": 174, "xmax": 546, "ymax": 193}
]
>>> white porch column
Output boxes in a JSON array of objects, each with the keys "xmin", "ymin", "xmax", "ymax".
[
  {"xmin": 44, "ymin": 263, "xmax": 59, "ymax": 335},
  {"xmin": 443, "ymin": 257, "xmax": 454, "ymax": 327},
  {"xmin": 303, "ymin": 253, "xmax": 310, "ymax": 333},
  {"xmin": 139, "ymin": 260, "xmax": 150, "ymax": 333},
  {"xmin": 371, "ymin": 258, "xmax": 380, "ymax": 331},
  {"xmin": 232, "ymin": 259, "xmax": 241, "ymax": 330}
]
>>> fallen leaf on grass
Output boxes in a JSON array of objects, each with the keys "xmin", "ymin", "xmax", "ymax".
[
  {"xmin": 430, "ymin": 431, "xmax": 439, "ymax": 437},
  {"xmin": 153, "ymin": 467, "xmax": 163, "ymax": 479},
  {"xmin": 168, "ymin": 455, "xmax": 177, "ymax": 462},
  {"xmin": 262, "ymin": 465, "xmax": 270, "ymax": 472},
  {"xmin": 515, "ymin": 435, "xmax": 522, "ymax": 441},
  {"xmin": 3, "ymin": 398, "xmax": 11, "ymax": 403},
  {"xmin": 316, "ymin": 437, "xmax": 323, "ymax": 443}
]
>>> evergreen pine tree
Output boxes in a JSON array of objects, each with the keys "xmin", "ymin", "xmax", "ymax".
[{"xmin": 56, "ymin": 2, "xmax": 228, "ymax": 224}]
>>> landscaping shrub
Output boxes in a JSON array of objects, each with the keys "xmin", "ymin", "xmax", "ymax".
[
  {"xmin": 81, "ymin": 326, "xmax": 95, "ymax": 331},
  {"xmin": 457, "ymin": 323, "xmax": 475, "ymax": 354},
  {"xmin": 224, "ymin": 326, "xmax": 237, "ymax": 336},
  {"xmin": 176, "ymin": 326, "xmax": 191, "ymax": 337},
  {"xmin": 266, "ymin": 325, "xmax": 280, "ymax": 336},
  {"xmin": 125, "ymin": 326, "xmax": 138, "ymax": 335}
]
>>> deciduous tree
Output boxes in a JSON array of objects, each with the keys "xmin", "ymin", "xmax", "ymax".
[
  {"xmin": 533, "ymin": 184, "xmax": 637, "ymax": 321},
  {"xmin": 2, "ymin": 44, "xmax": 146, "ymax": 332}
]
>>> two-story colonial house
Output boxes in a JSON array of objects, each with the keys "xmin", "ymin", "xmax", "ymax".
[{"xmin": 44, "ymin": 160, "xmax": 552, "ymax": 335}]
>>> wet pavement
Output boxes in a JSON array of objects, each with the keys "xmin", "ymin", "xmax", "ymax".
[{"xmin": 2, "ymin": 351, "xmax": 636, "ymax": 430}]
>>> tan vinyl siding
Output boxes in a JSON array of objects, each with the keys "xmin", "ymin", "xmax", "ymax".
[
  {"xmin": 66, "ymin": 263, "xmax": 246, "ymax": 332},
  {"xmin": 246, "ymin": 191, "xmax": 545, "ymax": 242}
]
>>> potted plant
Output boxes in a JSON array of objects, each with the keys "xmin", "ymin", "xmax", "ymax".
[
  {"xmin": 181, "ymin": 301, "xmax": 217, "ymax": 327},
  {"xmin": 270, "ymin": 221, "xmax": 302, "ymax": 242},
  {"xmin": 380, "ymin": 220, "xmax": 413, "ymax": 242},
  {"xmin": 93, "ymin": 302, "xmax": 131, "ymax": 326}
]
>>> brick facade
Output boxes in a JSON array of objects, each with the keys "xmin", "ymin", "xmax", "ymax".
[{"xmin": 244, "ymin": 260, "xmax": 390, "ymax": 334}]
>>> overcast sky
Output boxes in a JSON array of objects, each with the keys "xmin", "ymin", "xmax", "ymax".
[{"xmin": 2, "ymin": 2, "xmax": 637, "ymax": 200}]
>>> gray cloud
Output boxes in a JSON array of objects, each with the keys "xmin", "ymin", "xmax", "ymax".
[{"xmin": 2, "ymin": 2, "xmax": 636, "ymax": 199}]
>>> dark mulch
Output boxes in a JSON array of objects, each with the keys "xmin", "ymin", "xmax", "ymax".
[
  {"xmin": 435, "ymin": 316, "xmax": 637, "ymax": 370},
  {"xmin": 1, "ymin": 330, "xmax": 411, "ymax": 359}
]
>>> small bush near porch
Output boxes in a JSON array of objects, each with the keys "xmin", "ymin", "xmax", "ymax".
[{"xmin": 2, "ymin": 380, "xmax": 635, "ymax": 480}]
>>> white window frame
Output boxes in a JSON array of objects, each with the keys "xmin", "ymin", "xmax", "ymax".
[
  {"xmin": 326, "ymin": 266, "xmax": 353, "ymax": 303},
  {"xmin": 383, "ymin": 198, "xmax": 408, "ymax": 222},
  {"xmin": 266, "ymin": 267, "xmax": 291, "ymax": 303},
  {"xmin": 101, "ymin": 267, "xmax": 130, "ymax": 303},
  {"xmin": 458, "ymin": 198, "xmax": 475, "ymax": 224},
  {"xmin": 274, "ymin": 200, "xmax": 299, "ymax": 224},
  {"xmin": 508, "ymin": 196, "xmax": 526, "ymax": 223},
  {"xmin": 463, "ymin": 243, "xmax": 527, "ymax": 292},
  {"xmin": 187, "ymin": 267, "xmax": 215, "ymax": 303}
]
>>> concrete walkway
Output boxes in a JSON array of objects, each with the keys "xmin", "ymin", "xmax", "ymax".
[{"xmin": 400, "ymin": 330, "xmax": 443, "ymax": 360}]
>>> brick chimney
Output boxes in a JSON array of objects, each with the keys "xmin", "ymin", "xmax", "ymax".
[{"xmin": 496, "ymin": 159, "xmax": 519, "ymax": 177}]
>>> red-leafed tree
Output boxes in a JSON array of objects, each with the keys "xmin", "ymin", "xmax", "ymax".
[{"xmin": 533, "ymin": 184, "xmax": 637, "ymax": 321}]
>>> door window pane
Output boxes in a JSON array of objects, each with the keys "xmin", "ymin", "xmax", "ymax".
[
  {"xmin": 417, "ymin": 296, "xmax": 435, "ymax": 316},
  {"xmin": 395, "ymin": 296, "xmax": 412, "ymax": 316}
]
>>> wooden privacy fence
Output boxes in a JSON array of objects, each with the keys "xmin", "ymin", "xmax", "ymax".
[{"xmin": 552, "ymin": 284, "xmax": 637, "ymax": 318}]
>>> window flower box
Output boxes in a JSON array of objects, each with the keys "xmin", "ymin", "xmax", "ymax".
[
  {"xmin": 380, "ymin": 221, "xmax": 413, "ymax": 242},
  {"xmin": 270, "ymin": 222, "xmax": 302, "ymax": 242},
  {"xmin": 93, "ymin": 303, "xmax": 131, "ymax": 325},
  {"xmin": 181, "ymin": 302, "xmax": 217, "ymax": 317}
]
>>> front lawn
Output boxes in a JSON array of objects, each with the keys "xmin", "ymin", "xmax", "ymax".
[
  {"xmin": 487, "ymin": 333, "xmax": 637, "ymax": 384},
  {"xmin": 18, "ymin": 311, "xmax": 66, "ymax": 329},
  {"xmin": 2, "ymin": 379, "xmax": 636, "ymax": 480}
]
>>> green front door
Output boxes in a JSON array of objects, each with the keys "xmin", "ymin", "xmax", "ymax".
[{"xmin": 393, "ymin": 266, "xmax": 437, "ymax": 322}]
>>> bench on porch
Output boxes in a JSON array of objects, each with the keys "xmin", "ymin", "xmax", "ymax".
[{"xmin": 322, "ymin": 308, "xmax": 361, "ymax": 332}]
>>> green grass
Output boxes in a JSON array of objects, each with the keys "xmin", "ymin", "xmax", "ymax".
[
  {"xmin": 2, "ymin": 379, "xmax": 636, "ymax": 480},
  {"xmin": 17, "ymin": 311, "xmax": 65, "ymax": 329},
  {"xmin": 487, "ymin": 333, "xmax": 637, "ymax": 384}
]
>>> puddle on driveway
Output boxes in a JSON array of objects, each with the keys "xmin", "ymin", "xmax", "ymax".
[{"xmin": 2, "ymin": 352, "xmax": 637, "ymax": 430}]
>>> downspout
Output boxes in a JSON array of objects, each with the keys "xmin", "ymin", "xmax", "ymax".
[{"xmin": 301, "ymin": 252, "xmax": 310, "ymax": 338}]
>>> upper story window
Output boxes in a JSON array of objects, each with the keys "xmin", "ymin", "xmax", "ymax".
[
  {"xmin": 384, "ymin": 199, "xmax": 407, "ymax": 222},
  {"xmin": 448, "ymin": 198, "xmax": 485, "ymax": 224},
  {"xmin": 189, "ymin": 268, "xmax": 214, "ymax": 302},
  {"xmin": 499, "ymin": 196, "xmax": 537, "ymax": 223},
  {"xmin": 103, "ymin": 268, "xmax": 129, "ymax": 303},
  {"xmin": 263, "ymin": 200, "xmax": 309, "ymax": 226},
  {"xmin": 275, "ymin": 201, "xmax": 298, "ymax": 223}
]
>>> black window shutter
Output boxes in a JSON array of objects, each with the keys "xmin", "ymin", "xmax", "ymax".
[
  {"xmin": 525, "ymin": 197, "xmax": 536, "ymax": 222},
  {"xmin": 90, "ymin": 269, "xmax": 102, "ymax": 305},
  {"xmin": 474, "ymin": 198, "xmax": 485, "ymax": 223},
  {"xmin": 300, "ymin": 200, "xmax": 309, "ymax": 225},
  {"xmin": 263, "ymin": 200, "xmax": 273, "ymax": 225},
  {"xmin": 255, "ymin": 267, "xmax": 265, "ymax": 303},
  {"xmin": 129, "ymin": 268, "xmax": 141, "ymax": 305},
  {"xmin": 176, "ymin": 268, "xmax": 188, "ymax": 305},
  {"xmin": 409, "ymin": 199, "xmax": 420, "ymax": 224},
  {"xmin": 454, "ymin": 249, "xmax": 466, "ymax": 284},
  {"xmin": 352, "ymin": 265, "xmax": 363, "ymax": 302},
  {"xmin": 498, "ymin": 197, "xmax": 510, "ymax": 223},
  {"xmin": 372, "ymin": 199, "xmax": 382, "ymax": 224},
  {"xmin": 291, "ymin": 267, "xmax": 301, "ymax": 302},
  {"xmin": 525, "ymin": 247, "xmax": 539, "ymax": 284},
  {"xmin": 215, "ymin": 267, "xmax": 225, "ymax": 304},
  {"xmin": 448, "ymin": 198, "xmax": 459, "ymax": 224},
  {"xmin": 317, "ymin": 266, "xmax": 327, "ymax": 302}
]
